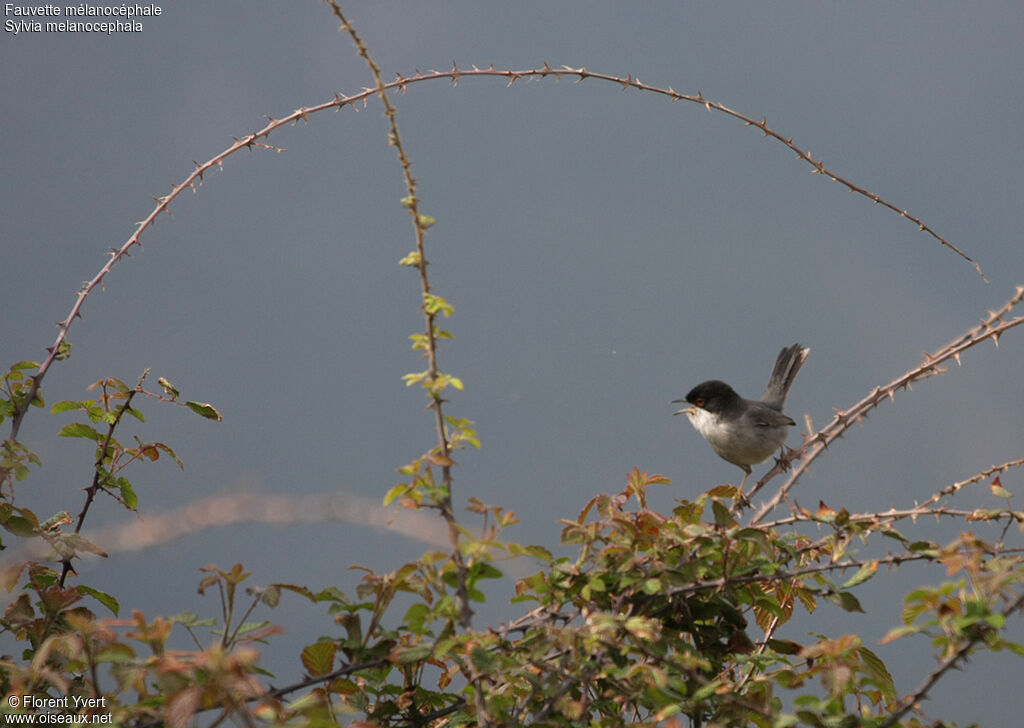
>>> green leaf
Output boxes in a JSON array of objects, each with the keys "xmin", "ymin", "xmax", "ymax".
[
  {"xmin": 711, "ymin": 499, "xmax": 733, "ymax": 527},
  {"xmin": 404, "ymin": 603, "xmax": 431, "ymax": 634},
  {"xmin": 186, "ymin": 401, "xmax": 223, "ymax": 421},
  {"xmin": 232, "ymin": 620, "xmax": 270, "ymax": 638},
  {"xmin": 903, "ymin": 587, "xmax": 936, "ymax": 604},
  {"xmin": 643, "ymin": 578, "xmax": 663, "ymax": 595},
  {"xmin": 51, "ymin": 400, "xmax": 89, "ymax": 414},
  {"xmin": 857, "ymin": 646, "xmax": 896, "ymax": 701},
  {"xmin": 841, "ymin": 560, "xmax": 878, "ymax": 589},
  {"xmin": 157, "ymin": 377, "xmax": 179, "ymax": 399},
  {"xmin": 2, "ymin": 514, "xmax": 39, "ymax": 538},
  {"xmin": 383, "ymin": 484, "xmax": 412, "ymax": 506},
  {"xmin": 399, "ymin": 250, "xmax": 422, "ymax": 266},
  {"xmin": 118, "ymin": 479, "xmax": 138, "ymax": 509},
  {"xmin": 95, "ymin": 644, "xmax": 136, "ymax": 664},
  {"xmin": 693, "ymin": 680, "xmax": 723, "ymax": 701},
  {"xmin": 754, "ymin": 596, "xmax": 787, "ymax": 620},
  {"xmin": 652, "ymin": 704, "xmax": 681, "ymax": 721},
  {"xmin": 523, "ymin": 544, "xmax": 553, "ymax": 561},
  {"xmin": 77, "ymin": 585, "xmax": 120, "ymax": 616},
  {"xmin": 168, "ymin": 612, "xmax": 216, "ymax": 627},
  {"xmin": 58, "ymin": 422, "xmax": 102, "ymax": 440},
  {"xmin": 423, "ymin": 293, "xmax": 455, "ymax": 317},
  {"xmin": 408, "ymin": 332, "xmax": 428, "ymax": 351},
  {"xmin": 105, "ymin": 377, "xmax": 130, "ymax": 394},
  {"xmin": 154, "ymin": 442, "xmax": 185, "ymax": 469},
  {"xmin": 734, "ymin": 527, "xmax": 770, "ymax": 549},
  {"xmin": 272, "ymin": 584, "xmax": 320, "ymax": 603},
  {"xmin": 328, "ymin": 678, "xmax": 360, "ymax": 695},
  {"xmin": 832, "ymin": 590, "xmax": 865, "ymax": 613},
  {"xmin": 472, "ymin": 563, "xmax": 503, "ymax": 581},
  {"xmin": 469, "ymin": 645, "xmax": 495, "ymax": 670},
  {"xmin": 394, "ymin": 643, "xmax": 433, "ymax": 664},
  {"xmin": 403, "ymin": 371, "xmax": 428, "ymax": 387},
  {"xmin": 768, "ymin": 639, "xmax": 804, "ymax": 656},
  {"xmin": 301, "ymin": 641, "xmax": 337, "ymax": 676}
]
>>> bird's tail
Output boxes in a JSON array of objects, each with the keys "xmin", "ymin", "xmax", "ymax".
[{"xmin": 762, "ymin": 343, "xmax": 810, "ymax": 411}]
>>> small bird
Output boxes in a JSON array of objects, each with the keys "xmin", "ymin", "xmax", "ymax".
[{"xmin": 673, "ymin": 344, "xmax": 810, "ymax": 496}]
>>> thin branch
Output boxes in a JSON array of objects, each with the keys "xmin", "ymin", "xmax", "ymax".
[
  {"xmin": 58, "ymin": 370, "xmax": 149, "ymax": 586},
  {"xmin": 264, "ymin": 657, "xmax": 391, "ymax": 702},
  {"xmin": 132, "ymin": 657, "xmax": 395, "ymax": 728},
  {"xmin": 399, "ymin": 697, "xmax": 467, "ymax": 728},
  {"xmin": 320, "ymin": 3, "xmax": 483, "ymax": 722},
  {"xmin": 750, "ymin": 455, "xmax": 1024, "ymax": 564},
  {"xmin": 5, "ymin": 64, "xmax": 983, "ymax": 451},
  {"xmin": 749, "ymin": 286, "xmax": 1024, "ymax": 524},
  {"xmin": 914, "ymin": 454, "xmax": 1024, "ymax": 511},
  {"xmin": 322, "ymin": 0, "xmax": 474, "ymax": 631},
  {"xmin": 665, "ymin": 547, "xmax": 1024, "ymax": 599},
  {"xmin": 878, "ymin": 591, "xmax": 1024, "ymax": 728},
  {"xmin": 760, "ymin": 501, "xmax": 1023, "ymax": 531},
  {"xmin": 490, "ymin": 603, "xmax": 577, "ymax": 640},
  {"xmin": 736, "ymin": 612, "xmax": 782, "ymax": 693}
]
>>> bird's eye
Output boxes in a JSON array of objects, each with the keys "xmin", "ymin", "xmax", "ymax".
[{"xmin": 695, "ymin": 397, "xmax": 705, "ymax": 407}]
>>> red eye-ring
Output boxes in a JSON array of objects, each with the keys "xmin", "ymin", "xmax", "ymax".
[{"xmin": 696, "ymin": 398, "xmax": 705, "ymax": 407}]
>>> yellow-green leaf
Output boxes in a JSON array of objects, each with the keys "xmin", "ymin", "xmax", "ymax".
[
  {"xmin": 186, "ymin": 401, "xmax": 223, "ymax": 421},
  {"xmin": 384, "ymin": 484, "xmax": 411, "ymax": 506},
  {"xmin": 399, "ymin": 250, "xmax": 422, "ymax": 266},
  {"xmin": 301, "ymin": 641, "xmax": 337, "ymax": 676}
]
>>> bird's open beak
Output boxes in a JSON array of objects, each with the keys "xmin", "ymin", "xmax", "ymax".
[{"xmin": 671, "ymin": 400, "xmax": 695, "ymax": 417}]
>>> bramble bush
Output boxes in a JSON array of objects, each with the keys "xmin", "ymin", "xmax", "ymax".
[{"xmin": 2, "ymin": 4, "xmax": 1022, "ymax": 727}]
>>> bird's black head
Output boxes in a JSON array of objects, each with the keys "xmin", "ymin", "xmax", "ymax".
[{"xmin": 682, "ymin": 380, "xmax": 741, "ymax": 415}]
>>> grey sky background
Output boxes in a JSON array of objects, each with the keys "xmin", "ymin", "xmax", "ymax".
[{"xmin": 2, "ymin": 2, "xmax": 1023, "ymax": 722}]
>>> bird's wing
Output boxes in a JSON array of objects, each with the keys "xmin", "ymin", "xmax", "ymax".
[{"xmin": 748, "ymin": 402, "xmax": 797, "ymax": 428}]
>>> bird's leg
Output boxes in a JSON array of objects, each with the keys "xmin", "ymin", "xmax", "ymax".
[{"xmin": 735, "ymin": 468, "xmax": 752, "ymax": 507}]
